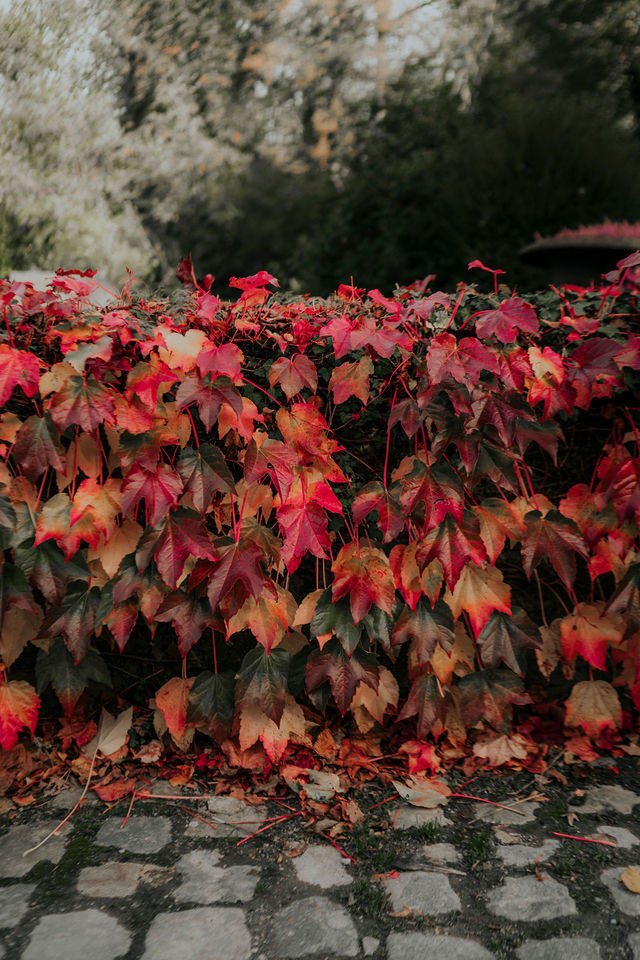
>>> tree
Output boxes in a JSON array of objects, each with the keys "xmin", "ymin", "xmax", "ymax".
[{"xmin": 0, "ymin": 0, "xmax": 155, "ymax": 280}]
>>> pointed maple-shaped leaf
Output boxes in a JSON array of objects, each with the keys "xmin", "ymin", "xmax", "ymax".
[
  {"xmin": 239, "ymin": 694, "xmax": 307, "ymax": 762},
  {"xmin": 352, "ymin": 482, "xmax": 405, "ymax": 542},
  {"xmin": 331, "ymin": 543, "xmax": 395, "ymax": 624},
  {"xmin": 310, "ymin": 589, "xmax": 363, "ymax": 655},
  {"xmin": 126, "ymin": 359, "xmax": 177, "ymax": 410},
  {"xmin": 494, "ymin": 344, "xmax": 533, "ymax": 391},
  {"xmin": 0, "ymin": 345, "xmax": 39, "ymax": 405},
  {"xmin": 177, "ymin": 444, "xmax": 234, "ymax": 511},
  {"xmin": 71, "ymin": 478, "xmax": 121, "ymax": 543},
  {"xmin": 156, "ymin": 676, "xmax": 194, "ymax": 741},
  {"xmin": 426, "ymin": 333, "xmax": 498, "ymax": 386},
  {"xmin": 457, "ymin": 669, "xmax": 531, "ymax": 732},
  {"xmin": 392, "ymin": 599, "xmax": 455, "ymax": 665},
  {"xmin": 470, "ymin": 393, "xmax": 528, "ymax": 447},
  {"xmin": 33, "ymin": 493, "xmax": 88, "ymax": 560},
  {"xmin": 15, "ymin": 540, "xmax": 88, "ymax": 605},
  {"xmin": 12, "ymin": 415, "xmax": 66, "ymax": 482},
  {"xmin": 477, "ymin": 608, "xmax": 540, "ymax": 675},
  {"xmin": 328, "ymin": 355, "xmax": 373, "ymax": 405},
  {"xmin": 565, "ymin": 680, "xmax": 621, "ymax": 737},
  {"xmin": 421, "ymin": 515, "xmax": 486, "ymax": 590},
  {"xmin": 397, "ymin": 671, "xmax": 447, "ymax": 739},
  {"xmin": 521, "ymin": 509, "xmax": 588, "ymax": 592},
  {"xmin": 155, "ymin": 591, "xmax": 212, "ymax": 657},
  {"xmin": 121, "ymin": 463, "xmax": 184, "ymax": 526},
  {"xmin": 227, "ymin": 585, "xmax": 294, "ymax": 653},
  {"xmin": 89, "ymin": 518, "xmax": 142, "ymax": 579},
  {"xmin": 306, "ymin": 641, "xmax": 379, "ymax": 714},
  {"xmin": 175, "ymin": 373, "xmax": 242, "ymax": 431},
  {"xmin": 351, "ymin": 666, "xmax": 398, "ymax": 731},
  {"xmin": 104, "ymin": 602, "xmax": 139, "ymax": 652},
  {"xmin": 157, "ymin": 327, "xmax": 207, "ymax": 372},
  {"xmin": 43, "ymin": 582, "xmax": 101, "ymax": 663},
  {"xmin": 0, "ymin": 679, "xmax": 39, "ymax": 749},
  {"xmin": 276, "ymin": 403, "xmax": 339, "ymax": 462},
  {"xmin": 35, "ymin": 640, "xmax": 110, "ymax": 716},
  {"xmin": 196, "ymin": 341, "xmax": 244, "ymax": 380},
  {"xmin": 206, "ymin": 538, "xmax": 265, "ymax": 610},
  {"xmin": 187, "ymin": 670, "xmax": 235, "ymax": 742},
  {"xmin": 276, "ymin": 491, "xmax": 331, "ymax": 573},
  {"xmin": 48, "ymin": 375, "xmax": 116, "ymax": 432},
  {"xmin": 269, "ymin": 354, "xmax": 318, "ymax": 399},
  {"xmin": 446, "ymin": 562, "xmax": 511, "ymax": 638},
  {"xmin": 244, "ymin": 437, "xmax": 298, "ymax": 502},
  {"xmin": 153, "ymin": 508, "xmax": 215, "ymax": 588},
  {"xmin": 236, "ymin": 646, "xmax": 290, "ymax": 724},
  {"xmin": 472, "ymin": 498, "xmax": 526, "ymax": 564},
  {"xmin": 514, "ymin": 418, "xmax": 562, "ymax": 463},
  {"xmin": 559, "ymin": 604, "xmax": 623, "ymax": 671},
  {"xmin": 475, "ymin": 297, "xmax": 538, "ymax": 342}
]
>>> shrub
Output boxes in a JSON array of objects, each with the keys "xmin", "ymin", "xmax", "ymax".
[{"xmin": 0, "ymin": 257, "xmax": 638, "ymax": 772}]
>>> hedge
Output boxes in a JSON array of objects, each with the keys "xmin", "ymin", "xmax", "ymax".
[{"xmin": 0, "ymin": 255, "xmax": 639, "ymax": 774}]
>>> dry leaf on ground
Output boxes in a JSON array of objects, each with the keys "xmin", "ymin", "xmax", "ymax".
[
  {"xmin": 392, "ymin": 776, "xmax": 451, "ymax": 808},
  {"xmin": 620, "ymin": 866, "xmax": 640, "ymax": 894}
]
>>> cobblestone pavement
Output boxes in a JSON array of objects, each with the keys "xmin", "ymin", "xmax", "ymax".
[{"xmin": 1, "ymin": 775, "xmax": 640, "ymax": 959}]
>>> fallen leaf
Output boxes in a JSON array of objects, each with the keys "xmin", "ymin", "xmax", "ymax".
[
  {"xmin": 82, "ymin": 707, "xmax": 133, "ymax": 759},
  {"xmin": 621, "ymin": 866, "xmax": 640, "ymax": 894},
  {"xmin": 391, "ymin": 776, "xmax": 451, "ymax": 808}
]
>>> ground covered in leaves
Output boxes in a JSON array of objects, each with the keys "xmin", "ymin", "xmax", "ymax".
[{"xmin": 1, "ymin": 753, "xmax": 640, "ymax": 959}]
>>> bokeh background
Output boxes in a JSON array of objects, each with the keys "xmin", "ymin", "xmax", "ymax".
[{"xmin": 1, "ymin": 0, "xmax": 639, "ymax": 293}]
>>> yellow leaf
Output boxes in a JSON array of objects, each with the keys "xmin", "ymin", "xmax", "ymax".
[{"xmin": 620, "ymin": 866, "xmax": 640, "ymax": 894}]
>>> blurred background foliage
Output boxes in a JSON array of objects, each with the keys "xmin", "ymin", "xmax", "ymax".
[{"xmin": 1, "ymin": 0, "xmax": 639, "ymax": 291}]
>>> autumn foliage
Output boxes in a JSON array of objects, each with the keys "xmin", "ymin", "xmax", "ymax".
[{"xmin": 0, "ymin": 253, "xmax": 639, "ymax": 774}]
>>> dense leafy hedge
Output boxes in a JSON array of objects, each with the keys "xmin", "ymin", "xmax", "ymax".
[{"xmin": 0, "ymin": 256, "xmax": 639, "ymax": 770}]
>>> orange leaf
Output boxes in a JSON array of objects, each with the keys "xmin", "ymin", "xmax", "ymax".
[
  {"xmin": 445, "ymin": 563, "xmax": 511, "ymax": 637},
  {"xmin": 560, "ymin": 605, "xmax": 623, "ymax": 670},
  {"xmin": 155, "ymin": 677, "xmax": 195, "ymax": 741},
  {"xmin": 0, "ymin": 681, "xmax": 39, "ymax": 749},
  {"xmin": 331, "ymin": 543, "xmax": 395, "ymax": 624},
  {"xmin": 565, "ymin": 680, "xmax": 621, "ymax": 738}
]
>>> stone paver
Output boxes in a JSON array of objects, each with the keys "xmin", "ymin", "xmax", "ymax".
[
  {"xmin": 629, "ymin": 933, "xmax": 640, "ymax": 960},
  {"xmin": 387, "ymin": 933, "xmax": 492, "ymax": 960},
  {"xmin": 362, "ymin": 935, "xmax": 380, "ymax": 956},
  {"xmin": 0, "ymin": 884, "xmax": 35, "ymax": 927},
  {"xmin": 516, "ymin": 937, "xmax": 601, "ymax": 960},
  {"xmin": 488, "ymin": 874, "xmax": 577, "ymax": 920},
  {"xmin": 595, "ymin": 826, "xmax": 639, "ymax": 848},
  {"xmin": 0, "ymin": 822, "xmax": 70, "ymax": 878},
  {"xmin": 496, "ymin": 839, "xmax": 559, "ymax": 867},
  {"xmin": 194, "ymin": 796, "xmax": 268, "ymax": 838},
  {"xmin": 22, "ymin": 909, "xmax": 131, "ymax": 960},
  {"xmin": 382, "ymin": 870, "xmax": 461, "ymax": 915},
  {"xmin": 473, "ymin": 801, "xmax": 539, "ymax": 826},
  {"xmin": 422, "ymin": 842, "xmax": 461, "ymax": 863},
  {"xmin": 46, "ymin": 787, "xmax": 88, "ymax": 810},
  {"xmin": 390, "ymin": 805, "xmax": 451, "ymax": 830},
  {"xmin": 77, "ymin": 862, "xmax": 173, "ymax": 898},
  {"xmin": 601, "ymin": 865, "xmax": 640, "ymax": 916},
  {"xmin": 142, "ymin": 907, "xmax": 251, "ymax": 960},
  {"xmin": 96, "ymin": 815, "xmax": 171, "ymax": 854},
  {"xmin": 268, "ymin": 896, "xmax": 359, "ymax": 958},
  {"xmin": 174, "ymin": 850, "xmax": 259, "ymax": 903},
  {"xmin": 579, "ymin": 785, "xmax": 640, "ymax": 815},
  {"xmin": 293, "ymin": 844, "xmax": 352, "ymax": 888}
]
